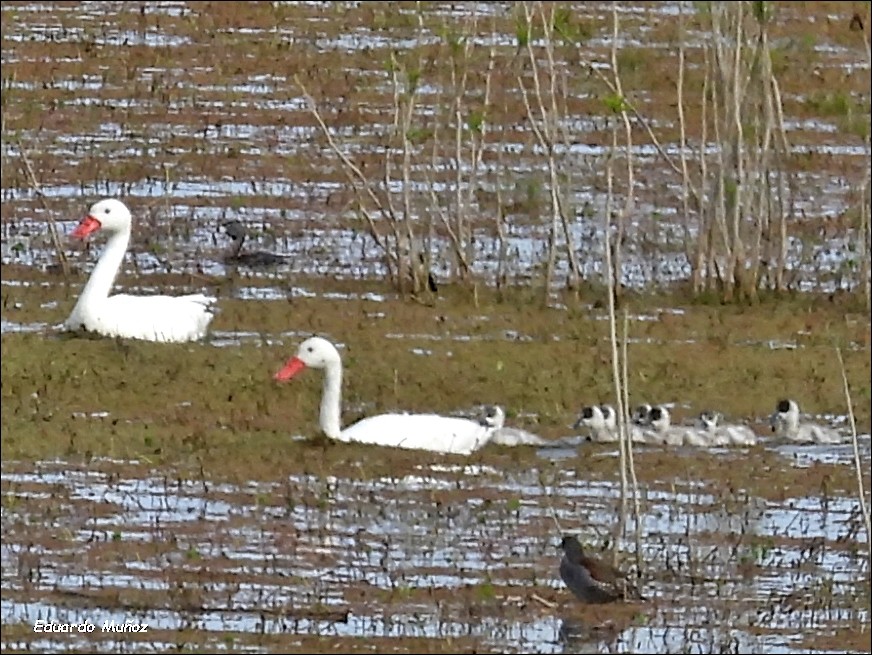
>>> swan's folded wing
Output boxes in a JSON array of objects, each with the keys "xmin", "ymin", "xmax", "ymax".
[
  {"xmin": 340, "ymin": 414, "xmax": 491, "ymax": 455},
  {"xmin": 88, "ymin": 293, "xmax": 217, "ymax": 342},
  {"xmin": 811, "ymin": 425, "xmax": 845, "ymax": 445},
  {"xmin": 723, "ymin": 424, "xmax": 757, "ymax": 446},
  {"xmin": 490, "ymin": 427, "xmax": 547, "ymax": 447}
]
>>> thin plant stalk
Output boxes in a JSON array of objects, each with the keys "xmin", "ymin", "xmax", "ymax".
[
  {"xmin": 294, "ymin": 76, "xmax": 398, "ymax": 285},
  {"xmin": 17, "ymin": 143, "xmax": 70, "ymax": 278},
  {"xmin": 608, "ymin": 1, "xmax": 634, "ymax": 302},
  {"xmin": 516, "ymin": 1, "xmax": 567, "ymax": 305},
  {"xmin": 604, "ymin": 122, "xmax": 629, "ymax": 567},
  {"xmin": 622, "ymin": 306, "xmax": 642, "ymax": 572},
  {"xmin": 835, "ymin": 345, "xmax": 871, "ymax": 543}
]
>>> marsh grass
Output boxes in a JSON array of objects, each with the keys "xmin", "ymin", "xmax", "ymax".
[
  {"xmin": 1, "ymin": 3, "xmax": 870, "ymax": 652},
  {"xmin": 2, "ymin": 271, "xmax": 869, "ymax": 482}
]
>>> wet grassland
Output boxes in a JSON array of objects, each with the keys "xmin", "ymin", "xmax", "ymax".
[{"xmin": 2, "ymin": 1, "xmax": 871, "ymax": 653}]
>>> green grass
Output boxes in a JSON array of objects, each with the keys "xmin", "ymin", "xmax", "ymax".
[{"xmin": 2, "ymin": 271, "xmax": 869, "ymax": 476}]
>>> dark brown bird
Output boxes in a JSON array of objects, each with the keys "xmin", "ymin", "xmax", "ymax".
[
  {"xmin": 220, "ymin": 220, "xmax": 291, "ymax": 268},
  {"xmin": 558, "ymin": 535, "xmax": 644, "ymax": 604},
  {"xmin": 849, "ymin": 13, "xmax": 863, "ymax": 32}
]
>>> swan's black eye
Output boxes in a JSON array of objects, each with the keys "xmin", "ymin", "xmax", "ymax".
[
  {"xmin": 307, "ymin": 346, "xmax": 313, "ymax": 353},
  {"xmin": 104, "ymin": 208, "xmax": 111, "ymax": 214}
]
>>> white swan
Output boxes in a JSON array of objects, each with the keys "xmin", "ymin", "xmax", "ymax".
[
  {"xmin": 274, "ymin": 336, "xmax": 495, "ymax": 455},
  {"xmin": 65, "ymin": 199, "xmax": 216, "ymax": 343},
  {"xmin": 573, "ymin": 405, "xmax": 646, "ymax": 444},
  {"xmin": 600, "ymin": 404, "xmax": 648, "ymax": 444},
  {"xmin": 770, "ymin": 399, "xmax": 844, "ymax": 444},
  {"xmin": 645, "ymin": 406, "xmax": 713, "ymax": 447},
  {"xmin": 695, "ymin": 410, "xmax": 758, "ymax": 446},
  {"xmin": 479, "ymin": 405, "xmax": 548, "ymax": 446}
]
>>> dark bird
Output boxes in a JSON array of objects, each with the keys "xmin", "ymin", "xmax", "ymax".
[
  {"xmin": 849, "ymin": 13, "xmax": 863, "ymax": 32},
  {"xmin": 219, "ymin": 220, "xmax": 291, "ymax": 268},
  {"xmin": 558, "ymin": 535, "xmax": 644, "ymax": 604}
]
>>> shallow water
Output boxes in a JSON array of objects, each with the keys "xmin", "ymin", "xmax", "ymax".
[
  {"xmin": 1, "ymin": 1, "xmax": 869, "ymax": 298},
  {"xmin": 1, "ymin": 3, "xmax": 870, "ymax": 653},
  {"xmin": 2, "ymin": 446, "xmax": 869, "ymax": 653}
]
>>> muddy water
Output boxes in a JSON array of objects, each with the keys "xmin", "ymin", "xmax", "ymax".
[
  {"xmin": 2, "ymin": 2, "xmax": 871, "ymax": 653},
  {"xmin": 1, "ymin": 1, "xmax": 869, "ymax": 293},
  {"xmin": 2, "ymin": 439, "xmax": 870, "ymax": 654}
]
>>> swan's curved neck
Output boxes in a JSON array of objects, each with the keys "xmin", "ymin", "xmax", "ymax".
[
  {"xmin": 319, "ymin": 360, "xmax": 343, "ymax": 439},
  {"xmin": 72, "ymin": 229, "xmax": 130, "ymax": 312}
]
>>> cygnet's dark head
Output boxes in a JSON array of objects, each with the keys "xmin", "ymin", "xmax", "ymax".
[
  {"xmin": 632, "ymin": 403, "xmax": 652, "ymax": 427},
  {"xmin": 480, "ymin": 404, "xmax": 505, "ymax": 429},
  {"xmin": 573, "ymin": 405, "xmax": 602, "ymax": 431},
  {"xmin": 696, "ymin": 410, "xmax": 722, "ymax": 431},
  {"xmin": 647, "ymin": 405, "xmax": 671, "ymax": 432},
  {"xmin": 770, "ymin": 398, "xmax": 799, "ymax": 432}
]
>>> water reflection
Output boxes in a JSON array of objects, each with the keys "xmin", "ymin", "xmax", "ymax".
[{"xmin": 1, "ymin": 454, "xmax": 868, "ymax": 653}]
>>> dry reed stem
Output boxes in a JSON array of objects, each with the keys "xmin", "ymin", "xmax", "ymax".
[
  {"xmin": 835, "ymin": 345, "xmax": 871, "ymax": 543},
  {"xmin": 16, "ymin": 142, "xmax": 70, "ymax": 278}
]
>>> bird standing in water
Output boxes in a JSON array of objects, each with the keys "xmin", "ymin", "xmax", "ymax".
[{"xmin": 558, "ymin": 535, "xmax": 643, "ymax": 604}]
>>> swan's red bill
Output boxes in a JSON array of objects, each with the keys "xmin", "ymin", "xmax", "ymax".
[
  {"xmin": 274, "ymin": 356, "xmax": 307, "ymax": 381},
  {"xmin": 71, "ymin": 215, "xmax": 102, "ymax": 239}
]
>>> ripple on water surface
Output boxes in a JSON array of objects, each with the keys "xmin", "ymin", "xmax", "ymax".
[{"xmin": 1, "ymin": 452, "xmax": 868, "ymax": 653}]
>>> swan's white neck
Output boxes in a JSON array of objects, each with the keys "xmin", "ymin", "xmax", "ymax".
[
  {"xmin": 319, "ymin": 360, "xmax": 344, "ymax": 439},
  {"xmin": 71, "ymin": 228, "xmax": 130, "ymax": 315}
]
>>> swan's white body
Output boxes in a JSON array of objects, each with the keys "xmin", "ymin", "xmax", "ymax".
[
  {"xmin": 65, "ymin": 199, "xmax": 216, "ymax": 343},
  {"xmin": 695, "ymin": 411, "xmax": 758, "ymax": 447},
  {"xmin": 600, "ymin": 405, "xmax": 648, "ymax": 444},
  {"xmin": 275, "ymin": 337, "xmax": 494, "ymax": 455},
  {"xmin": 645, "ymin": 406, "xmax": 723, "ymax": 447},
  {"xmin": 770, "ymin": 399, "xmax": 844, "ymax": 445},
  {"xmin": 574, "ymin": 405, "xmax": 646, "ymax": 444},
  {"xmin": 480, "ymin": 405, "xmax": 548, "ymax": 446}
]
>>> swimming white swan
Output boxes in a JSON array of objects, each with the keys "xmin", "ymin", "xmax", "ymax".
[
  {"xmin": 644, "ymin": 406, "xmax": 714, "ymax": 447},
  {"xmin": 274, "ymin": 336, "xmax": 495, "ymax": 455},
  {"xmin": 600, "ymin": 404, "xmax": 648, "ymax": 444},
  {"xmin": 769, "ymin": 399, "xmax": 844, "ymax": 445},
  {"xmin": 573, "ymin": 405, "xmax": 646, "ymax": 444},
  {"xmin": 695, "ymin": 410, "xmax": 758, "ymax": 446},
  {"xmin": 65, "ymin": 199, "xmax": 217, "ymax": 343},
  {"xmin": 479, "ymin": 405, "xmax": 548, "ymax": 447}
]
